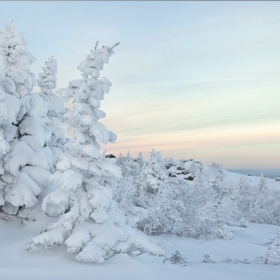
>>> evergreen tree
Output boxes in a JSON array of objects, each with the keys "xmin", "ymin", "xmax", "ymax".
[
  {"xmin": 0, "ymin": 69, "xmax": 21, "ymax": 209},
  {"xmin": 137, "ymin": 150, "xmax": 185, "ymax": 235},
  {"xmin": 251, "ymin": 174, "xmax": 270, "ymax": 224},
  {"xmin": 262, "ymin": 231, "xmax": 280, "ymax": 265},
  {"xmin": 0, "ymin": 21, "xmax": 36, "ymax": 119},
  {"xmin": 184, "ymin": 167, "xmax": 211, "ymax": 238},
  {"xmin": 27, "ymin": 44, "xmax": 164, "ymax": 263},
  {"xmin": 115, "ymin": 153, "xmax": 148, "ymax": 227},
  {"xmin": 187, "ymin": 163, "xmax": 232, "ymax": 239},
  {"xmin": 237, "ymin": 175, "xmax": 254, "ymax": 220},
  {"xmin": 0, "ymin": 22, "xmax": 52, "ymax": 215},
  {"xmin": 140, "ymin": 149, "xmax": 167, "ymax": 195},
  {"xmin": 136, "ymin": 151, "xmax": 144, "ymax": 167},
  {"xmin": 37, "ymin": 56, "xmax": 65, "ymax": 167}
]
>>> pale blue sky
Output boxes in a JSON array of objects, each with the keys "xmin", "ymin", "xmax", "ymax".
[{"xmin": 0, "ymin": 1, "xmax": 279, "ymax": 169}]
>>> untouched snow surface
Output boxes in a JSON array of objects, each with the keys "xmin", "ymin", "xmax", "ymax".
[{"xmin": 1, "ymin": 212, "xmax": 280, "ymax": 280}]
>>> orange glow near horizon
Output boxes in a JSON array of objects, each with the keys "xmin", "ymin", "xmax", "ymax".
[{"xmin": 101, "ymin": 121, "xmax": 280, "ymax": 169}]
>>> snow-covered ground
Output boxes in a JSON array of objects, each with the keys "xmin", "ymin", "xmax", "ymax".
[{"xmin": 1, "ymin": 212, "xmax": 279, "ymax": 280}]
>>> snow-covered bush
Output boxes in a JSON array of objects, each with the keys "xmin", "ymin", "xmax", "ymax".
[
  {"xmin": 261, "ymin": 231, "xmax": 280, "ymax": 265},
  {"xmin": 237, "ymin": 174, "xmax": 280, "ymax": 225},
  {"xmin": 27, "ymin": 44, "xmax": 164, "ymax": 263},
  {"xmin": 183, "ymin": 163, "xmax": 234, "ymax": 239},
  {"xmin": 114, "ymin": 153, "xmax": 147, "ymax": 227},
  {"xmin": 116, "ymin": 155, "xmax": 280, "ymax": 238},
  {"xmin": 137, "ymin": 150, "xmax": 186, "ymax": 235},
  {"xmin": 163, "ymin": 250, "xmax": 188, "ymax": 265}
]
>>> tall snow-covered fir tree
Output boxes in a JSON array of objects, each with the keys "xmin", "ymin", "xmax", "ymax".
[
  {"xmin": 0, "ymin": 22, "xmax": 53, "ymax": 215},
  {"xmin": 37, "ymin": 56, "xmax": 65, "ymax": 167},
  {"xmin": 0, "ymin": 69, "xmax": 21, "ymax": 209},
  {"xmin": 27, "ymin": 44, "xmax": 164, "ymax": 263}
]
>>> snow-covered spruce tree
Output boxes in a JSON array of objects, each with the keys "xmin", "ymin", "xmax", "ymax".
[
  {"xmin": 139, "ymin": 149, "xmax": 167, "ymax": 196},
  {"xmin": 115, "ymin": 153, "xmax": 140, "ymax": 209},
  {"xmin": 184, "ymin": 167, "xmax": 209, "ymax": 235},
  {"xmin": 183, "ymin": 167, "xmax": 213, "ymax": 238},
  {"xmin": 237, "ymin": 175, "xmax": 254, "ymax": 220},
  {"xmin": 269, "ymin": 190, "xmax": 280, "ymax": 225},
  {"xmin": 187, "ymin": 163, "xmax": 233, "ymax": 239},
  {"xmin": 261, "ymin": 231, "xmax": 280, "ymax": 265},
  {"xmin": 0, "ymin": 22, "xmax": 53, "ymax": 215},
  {"xmin": 0, "ymin": 69, "xmax": 21, "ymax": 209},
  {"xmin": 37, "ymin": 56, "xmax": 65, "ymax": 166},
  {"xmin": 210, "ymin": 165, "xmax": 243, "ymax": 228},
  {"xmin": 137, "ymin": 150, "xmax": 185, "ymax": 235},
  {"xmin": 136, "ymin": 151, "xmax": 144, "ymax": 167},
  {"xmin": 115, "ymin": 153, "xmax": 148, "ymax": 227},
  {"xmin": 219, "ymin": 176, "xmax": 243, "ymax": 227},
  {"xmin": 136, "ymin": 149, "xmax": 167, "ymax": 216},
  {"xmin": 238, "ymin": 174, "xmax": 279, "ymax": 225},
  {"xmin": 0, "ymin": 21, "xmax": 36, "ymax": 120},
  {"xmin": 27, "ymin": 44, "xmax": 164, "ymax": 263},
  {"xmin": 161, "ymin": 174, "xmax": 187, "ymax": 235},
  {"xmin": 251, "ymin": 174, "xmax": 272, "ymax": 224}
]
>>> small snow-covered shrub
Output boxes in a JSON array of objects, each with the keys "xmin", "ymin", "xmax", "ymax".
[
  {"xmin": 164, "ymin": 250, "xmax": 188, "ymax": 265},
  {"xmin": 136, "ymin": 150, "xmax": 186, "ymax": 236},
  {"xmin": 261, "ymin": 231, "xmax": 280, "ymax": 265}
]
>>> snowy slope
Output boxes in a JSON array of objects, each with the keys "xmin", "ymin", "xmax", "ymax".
[
  {"xmin": 1, "ymin": 212, "xmax": 280, "ymax": 280},
  {"xmin": 1, "ymin": 166, "xmax": 280, "ymax": 279}
]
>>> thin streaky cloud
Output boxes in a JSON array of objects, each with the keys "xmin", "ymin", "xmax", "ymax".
[{"xmin": 116, "ymin": 75, "xmax": 280, "ymax": 89}]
